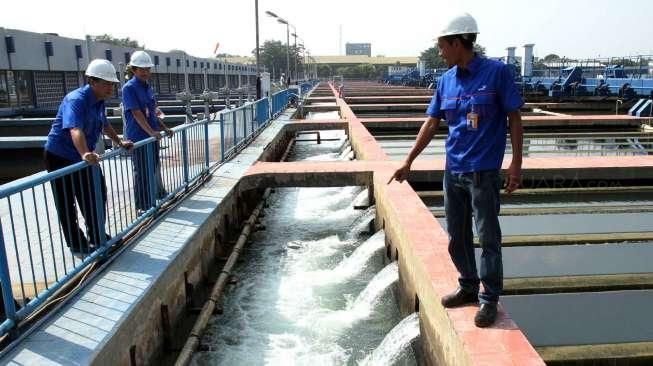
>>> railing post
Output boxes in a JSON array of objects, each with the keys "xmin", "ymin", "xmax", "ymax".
[
  {"xmin": 250, "ymin": 104, "xmax": 255, "ymax": 133},
  {"xmin": 219, "ymin": 112, "xmax": 225, "ymax": 161},
  {"xmin": 232, "ymin": 110, "xmax": 238, "ymax": 146},
  {"xmin": 267, "ymin": 98, "xmax": 271, "ymax": 122},
  {"xmin": 0, "ymin": 221, "xmax": 17, "ymax": 335},
  {"xmin": 181, "ymin": 129, "xmax": 190, "ymax": 186},
  {"xmin": 267, "ymin": 97, "xmax": 271, "ymax": 122},
  {"xmin": 242, "ymin": 108, "xmax": 247, "ymax": 139},
  {"xmin": 91, "ymin": 165, "xmax": 107, "ymax": 247},
  {"xmin": 146, "ymin": 143, "xmax": 158, "ymax": 210},
  {"xmin": 204, "ymin": 121, "xmax": 210, "ymax": 169}
]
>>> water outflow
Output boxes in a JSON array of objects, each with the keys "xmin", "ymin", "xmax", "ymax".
[
  {"xmin": 360, "ymin": 312, "xmax": 420, "ymax": 366},
  {"xmin": 351, "ymin": 188, "xmax": 370, "ymax": 208},
  {"xmin": 339, "ymin": 145, "xmax": 353, "ymax": 161},
  {"xmin": 309, "ymin": 230, "xmax": 386, "ymax": 285},
  {"xmin": 350, "ymin": 261, "xmax": 399, "ymax": 316},
  {"xmin": 348, "ymin": 206, "xmax": 376, "ymax": 238},
  {"xmin": 315, "ymin": 261, "xmax": 399, "ymax": 333}
]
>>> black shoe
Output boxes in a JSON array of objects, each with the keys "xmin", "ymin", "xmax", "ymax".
[
  {"xmin": 441, "ymin": 288, "xmax": 478, "ymax": 308},
  {"xmin": 474, "ymin": 303, "xmax": 498, "ymax": 328}
]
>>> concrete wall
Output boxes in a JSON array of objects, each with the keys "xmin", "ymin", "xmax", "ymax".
[
  {"xmin": 92, "ymin": 186, "xmax": 254, "ymax": 365},
  {"xmin": 373, "ymin": 180, "xmax": 472, "ymax": 366}
]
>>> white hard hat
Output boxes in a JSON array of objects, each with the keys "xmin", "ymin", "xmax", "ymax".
[
  {"xmin": 436, "ymin": 12, "xmax": 479, "ymax": 39},
  {"xmin": 85, "ymin": 59, "xmax": 119, "ymax": 82},
  {"xmin": 129, "ymin": 50, "xmax": 154, "ymax": 68}
]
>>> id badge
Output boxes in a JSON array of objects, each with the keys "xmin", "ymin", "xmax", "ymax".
[
  {"xmin": 145, "ymin": 108, "xmax": 150, "ymax": 119},
  {"xmin": 466, "ymin": 112, "xmax": 479, "ymax": 131}
]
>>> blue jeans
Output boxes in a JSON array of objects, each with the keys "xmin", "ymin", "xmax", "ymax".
[{"xmin": 443, "ymin": 169, "xmax": 503, "ymax": 304}]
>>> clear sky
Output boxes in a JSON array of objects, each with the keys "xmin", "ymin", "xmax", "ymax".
[{"xmin": 2, "ymin": 0, "xmax": 652, "ymax": 60}]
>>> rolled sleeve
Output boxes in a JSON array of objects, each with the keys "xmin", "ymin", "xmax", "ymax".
[
  {"xmin": 61, "ymin": 98, "xmax": 85, "ymax": 130},
  {"xmin": 498, "ymin": 64, "xmax": 523, "ymax": 113},
  {"xmin": 426, "ymin": 85, "xmax": 444, "ymax": 119},
  {"xmin": 122, "ymin": 85, "xmax": 140, "ymax": 111}
]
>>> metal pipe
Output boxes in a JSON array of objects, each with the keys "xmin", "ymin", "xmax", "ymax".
[{"xmin": 174, "ymin": 188, "xmax": 272, "ymax": 366}]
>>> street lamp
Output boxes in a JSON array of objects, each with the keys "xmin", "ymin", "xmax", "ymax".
[
  {"xmin": 291, "ymin": 32, "xmax": 301, "ymax": 81},
  {"xmin": 255, "ymin": 0, "xmax": 261, "ymax": 99},
  {"xmin": 297, "ymin": 42, "xmax": 305, "ymax": 80},
  {"xmin": 267, "ymin": 10, "xmax": 292, "ymax": 85}
]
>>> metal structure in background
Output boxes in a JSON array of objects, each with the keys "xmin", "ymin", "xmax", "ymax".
[
  {"xmin": 385, "ymin": 51, "xmax": 653, "ymax": 100},
  {"xmin": 0, "ymin": 80, "xmax": 318, "ymax": 339},
  {"xmin": 521, "ymin": 55, "xmax": 653, "ymax": 100}
]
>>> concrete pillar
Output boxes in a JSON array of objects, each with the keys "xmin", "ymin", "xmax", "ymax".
[
  {"xmin": 506, "ymin": 47, "xmax": 516, "ymax": 64},
  {"xmin": 522, "ymin": 44, "xmax": 535, "ymax": 78}
]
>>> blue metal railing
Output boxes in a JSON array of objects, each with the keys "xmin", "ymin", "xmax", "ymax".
[
  {"xmin": 0, "ymin": 88, "xmax": 306, "ymax": 338},
  {"xmin": 271, "ymin": 89, "xmax": 290, "ymax": 117}
]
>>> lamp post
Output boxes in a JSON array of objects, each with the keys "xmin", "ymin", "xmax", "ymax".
[
  {"xmin": 296, "ymin": 37, "xmax": 309, "ymax": 81},
  {"xmin": 255, "ymin": 0, "xmax": 261, "ymax": 99},
  {"xmin": 291, "ymin": 32, "xmax": 302, "ymax": 81},
  {"xmin": 266, "ymin": 10, "xmax": 292, "ymax": 85},
  {"xmin": 298, "ymin": 42, "xmax": 305, "ymax": 80}
]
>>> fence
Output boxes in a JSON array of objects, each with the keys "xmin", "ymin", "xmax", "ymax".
[
  {"xmin": 271, "ymin": 89, "xmax": 291, "ymax": 117},
  {"xmin": 0, "ymin": 82, "xmax": 318, "ymax": 338}
]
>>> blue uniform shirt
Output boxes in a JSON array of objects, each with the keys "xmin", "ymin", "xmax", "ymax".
[
  {"xmin": 426, "ymin": 55, "xmax": 523, "ymax": 173},
  {"xmin": 45, "ymin": 85, "xmax": 108, "ymax": 162},
  {"xmin": 122, "ymin": 77, "xmax": 158, "ymax": 142}
]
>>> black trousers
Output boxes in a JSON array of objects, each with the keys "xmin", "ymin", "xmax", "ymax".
[
  {"xmin": 132, "ymin": 143, "xmax": 162, "ymax": 211},
  {"xmin": 44, "ymin": 150, "xmax": 107, "ymax": 250}
]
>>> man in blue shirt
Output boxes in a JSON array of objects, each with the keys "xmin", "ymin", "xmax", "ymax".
[
  {"xmin": 389, "ymin": 13, "xmax": 524, "ymax": 327},
  {"xmin": 122, "ymin": 51, "xmax": 173, "ymax": 213},
  {"xmin": 44, "ymin": 59, "xmax": 133, "ymax": 254}
]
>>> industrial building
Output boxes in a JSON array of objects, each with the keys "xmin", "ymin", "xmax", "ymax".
[
  {"xmin": 0, "ymin": 27, "xmax": 257, "ymax": 116},
  {"xmin": 346, "ymin": 42, "xmax": 372, "ymax": 56}
]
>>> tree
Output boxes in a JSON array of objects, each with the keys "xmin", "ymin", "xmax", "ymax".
[
  {"xmin": 420, "ymin": 46, "xmax": 447, "ymax": 69},
  {"xmin": 543, "ymin": 54, "xmax": 561, "ymax": 62},
  {"xmin": 473, "ymin": 44, "xmax": 486, "ymax": 57},
  {"xmin": 91, "ymin": 34, "xmax": 143, "ymax": 48},
  {"xmin": 420, "ymin": 42, "xmax": 487, "ymax": 69},
  {"xmin": 317, "ymin": 64, "xmax": 333, "ymax": 77},
  {"xmin": 334, "ymin": 64, "xmax": 378, "ymax": 79},
  {"xmin": 255, "ymin": 40, "xmax": 304, "ymax": 80}
]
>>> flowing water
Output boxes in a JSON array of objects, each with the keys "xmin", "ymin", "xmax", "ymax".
[
  {"xmin": 360, "ymin": 313, "xmax": 420, "ymax": 366},
  {"xmin": 191, "ymin": 130, "xmax": 417, "ymax": 365}
]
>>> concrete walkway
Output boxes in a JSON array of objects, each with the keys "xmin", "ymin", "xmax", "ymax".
[{"xmin": 0, "ymin": 110, "xmax": 297, "ymax": 365}]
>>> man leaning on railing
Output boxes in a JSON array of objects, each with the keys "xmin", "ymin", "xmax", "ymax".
[
  {"xmin": 43, "ymin": 59, "xmax": 133, "ymax": 255},
  {"xmin": 122, "ymin": 51, "xmax": 174, "ymax": 215}
]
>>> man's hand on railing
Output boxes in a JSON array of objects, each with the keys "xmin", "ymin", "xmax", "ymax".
[
  {"xmin": 119, "ymin": 140, "xmax": 134, "ymax": 151},
  {"xmin": 151, "ymin": 131, "xmax": 162, "ymax": 141},
  {"xmin": 82, "ymin": 152, "xmax": 100, "ymax": 165},
  {"xmin": 163, "ymin": 128, "xmax": 174, "ymax": 138}
]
